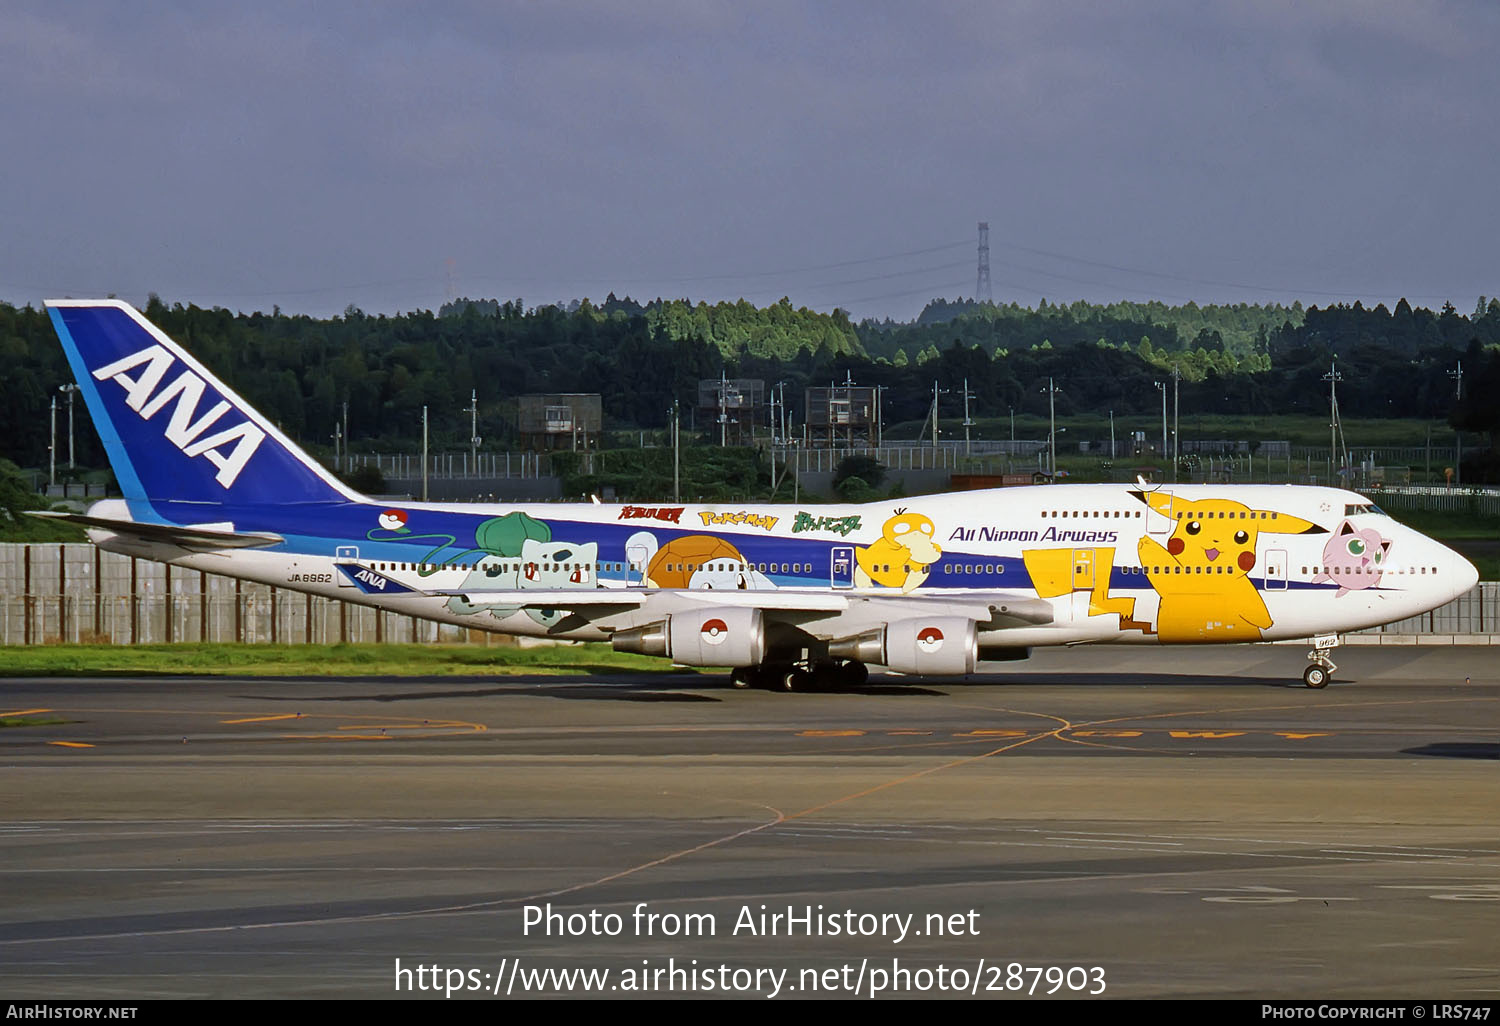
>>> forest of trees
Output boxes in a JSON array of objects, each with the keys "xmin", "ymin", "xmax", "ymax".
[{"xmin": 3, "ymin": 292, "xmax": 1499, "ymax": 479}]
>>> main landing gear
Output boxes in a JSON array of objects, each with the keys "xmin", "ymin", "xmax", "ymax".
[
  {"xmin": 729, "ymin": 660, "xmax": 869, "ymax": 693},
  {"xmin": 1302, "ymin": 634, "xmax": 1339, "ymax": 689}
]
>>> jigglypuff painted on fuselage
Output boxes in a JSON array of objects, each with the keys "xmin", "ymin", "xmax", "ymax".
[
  {"xmin": 1313, "ymin": 519, "xmax": 1391, "ymax": 597},
  {"xmin": 1133, "ymin": 491, "xmax": 1325, "ymax": 642}
]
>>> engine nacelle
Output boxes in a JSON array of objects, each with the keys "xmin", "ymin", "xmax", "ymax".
[
  {"xmin": 611, "ymin": 608, "xmax": 766, "ymax": 667},
  {"xmin": 830, "ymin": 617, "xmax": 978, "ymax": 676},
  {"xmin": 884, "ymin": 617, "xmax": 977, "ymax": 675}
]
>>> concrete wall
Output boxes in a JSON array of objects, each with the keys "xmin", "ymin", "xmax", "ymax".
[{"xmin": 0, "ymin": 544, "xmax": 464, "ymax": 646}]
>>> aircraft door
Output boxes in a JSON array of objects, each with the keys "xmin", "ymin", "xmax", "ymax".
[
  {"xmin": 830, "ymin": 546, "xmax": 854, "ymax": 589},
  {"xmin": 1069, "ymin": 549, "xmax": 1096, "ymax": 622},
  {"xmin": 1146, "ymin": 491, "xmax": 1174, "ymax": 534},
  {"xmin": 625, "ymin": 539, "xmax": 652, "ymax": 586},
  {"xmin": 1264, "ymin": 548, "xmax": 1288, "ymax": 591},
  {"xmin": 334, "ymin": 546, "xmax": 359, "ymax": 587},
  {"xmin": 1072, "ymin": 549, "xmax": 1095, "ymax": 590}
]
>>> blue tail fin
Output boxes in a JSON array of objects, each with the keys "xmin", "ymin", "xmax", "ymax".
[{"xmin": 47, "ymin": 300, "xmax": 359, "ymax": 515}]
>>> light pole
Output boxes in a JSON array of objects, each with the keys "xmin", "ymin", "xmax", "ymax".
[
  {"xmin": 49, "ymin": 396, "xmax": 57, "ymax": 490},
  {"xmin": 1172, "ymin": 363, "xmax": 1180, "ymax": 483},
  {"xmin": 466, "ymin": 390, "xmax": 480, "ymax": 474},
  {"xmin": 670, "ymin": 398, "xmax": 680, "ymax": 503},
  {"xmin": 961, "ymin": 377, "xmax": 975, "ymax": 456},
  {"xmin": 58, "ymin": 383, "xmax": 79, "ymax": 473},
  {"xmin": 1154, "ymin": 380, "xmax": 1167, "ymax": 471},
  {"xmin": 1040, "ymin": 377, "xmax": 1061, "ymax": 477},
  {"xmin": 718, "ymin": 370, "xmax": 729, "ymax": 448},
  {"xmin": 1449, "ymin": 361, "xmax": 1463, "ymax": 485},
  {"xmin": 1324, "ymin": 359, "xmax": 1343, "ymax": 486}
]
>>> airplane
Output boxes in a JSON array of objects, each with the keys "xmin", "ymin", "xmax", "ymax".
[{"xmin": 34, "ymin": 299, "xmax": 1479, "ymax": 691}]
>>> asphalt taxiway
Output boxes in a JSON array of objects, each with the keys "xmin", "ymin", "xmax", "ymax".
[{"xmin": 1, "ymin": 645, "xmax": 1497, "ymax": 999}]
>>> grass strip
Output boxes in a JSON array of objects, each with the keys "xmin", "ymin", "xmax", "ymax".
[{"xmin": 0, "ymin": 642, "xmax": 686, "ymax": 678}]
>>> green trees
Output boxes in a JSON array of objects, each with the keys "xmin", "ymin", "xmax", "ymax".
[{"xmin": 0, "ymin": 292, "xmax": 1493, "ymax": 476}]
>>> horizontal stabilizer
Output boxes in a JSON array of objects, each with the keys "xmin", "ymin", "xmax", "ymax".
[{"xmin": 26, "ymin": 510, "xmax": 284, "ymax": 550}]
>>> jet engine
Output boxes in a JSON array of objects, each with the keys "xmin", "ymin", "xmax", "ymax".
[
  {"xmin": 828, "ymin": 617, "xmax": 978, "ymax": 676},
  {"xmin": 610, "ymin": 608, "xmax": 766, "ymax": 667}
]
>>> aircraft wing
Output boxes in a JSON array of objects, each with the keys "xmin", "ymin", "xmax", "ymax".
[
  {"xmin": 425, "ymin": 586, "xmax": 1052, "ymax": 633},
  {"xmin": 26, "ymin": 511, "xmax": 285, "ymax": 550},
  {"xmin": 428, "ymin": 588, "xmax": 849, "ymax": 611},
  {"xmin": 867, "ymin": 591, "xmax": 1055, "ymax": 628}
]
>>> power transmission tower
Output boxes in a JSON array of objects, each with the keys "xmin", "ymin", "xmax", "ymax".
[{"xmin": 976, "ymin": 222, "xmax": 992, "ymax": 304}]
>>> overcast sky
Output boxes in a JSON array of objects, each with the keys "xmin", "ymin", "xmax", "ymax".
[{"xmin": 2, "ymin": 1, "xmax": 1495, "ymax": 321}]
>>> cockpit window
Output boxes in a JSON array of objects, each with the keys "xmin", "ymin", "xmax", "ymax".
[{"xmin": 1344, "ymin": 503, "xmax": 1384, "ymax": 516}]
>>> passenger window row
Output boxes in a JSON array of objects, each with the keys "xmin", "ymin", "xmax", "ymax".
[
  {"xmin": 372, "ymin": 561, "xmax": 810, "ymax": 575},
  {"xmin": 1301, "ymin": 565, "xmax": 1437, "ymax": 576},
  {"xmin": 1040, "ymin": 510, "xmax": 1142, "ymax": 519},
  {"xmin": 1123, "ymin": 566, "xmax": 1241, "ymax": 576}
]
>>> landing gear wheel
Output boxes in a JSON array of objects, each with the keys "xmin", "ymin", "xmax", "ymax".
[
  {"xmin": 1303, "ymin": 664, "xmax": 1329, "ymax": 689},
  {"xmin": 779, "ymin": 667, "xmax": 811, "ymax": 693},
  {"xmin": 838, "ymin": 660, "xmax": 869, "ymax": 688},
  {"xmin": 808, "ymin": 663, "xmax": 841, "ymax": 692},
  {"xmin": 729, "ymin": 667, "xmax": 753, "ymax": 690}
]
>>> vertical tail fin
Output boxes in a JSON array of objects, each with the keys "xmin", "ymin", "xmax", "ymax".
[{"xmin": 46, "ymin": 300, "xmax": 360, "ymax": 516}]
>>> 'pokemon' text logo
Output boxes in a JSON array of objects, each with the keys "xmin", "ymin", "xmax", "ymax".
[
  {"xmin": 619, "ymin": 506, "xmax": 684, "ymax": 524},
  {"xmin": 699, "ymin": 511, "xmax": 779, "ymax": 531},
  {"xmin": 792, "ymin": 512, "xmax": 863, "ymax": 537},
  {"xmin": 91, "ymin": 344, "xmax": 265, "ymax": 489}
]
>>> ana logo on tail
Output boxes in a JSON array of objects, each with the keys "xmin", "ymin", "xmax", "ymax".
[{"xmin": 91, "ymin": 344, "xmax": 266, "ymax": 489}]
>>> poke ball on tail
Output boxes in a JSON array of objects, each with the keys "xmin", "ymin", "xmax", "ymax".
[
  {"xmin": 916, "ymin": 626, "xmax": 945, "ymax": 653},
  {"xmin": 379, "ymin": 510, "xmax": 409, "ymax": 533}
]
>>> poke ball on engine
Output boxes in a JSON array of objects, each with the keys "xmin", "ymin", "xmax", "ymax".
[
  {"xmin": 700, "ymin": 618, "xmax": 729, "ymax": 645},
  {"xmin": 916, "ymin": 626, "xmax": 945, "ymax": 653}
]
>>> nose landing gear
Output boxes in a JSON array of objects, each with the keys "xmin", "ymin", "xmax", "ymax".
[{"xmin": 1302, "ymin": 634, "xmax": 1339, "ymax": 689}]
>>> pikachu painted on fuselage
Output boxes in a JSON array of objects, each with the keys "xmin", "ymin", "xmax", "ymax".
[{"xmin": 1133, "ymin": 491, "xmax": 1325, "ymax": 642}]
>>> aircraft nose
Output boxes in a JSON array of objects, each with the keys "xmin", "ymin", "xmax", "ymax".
[{"xmin": 1452, "ymin": 549, "xmax": 1480, "ymax": 598}]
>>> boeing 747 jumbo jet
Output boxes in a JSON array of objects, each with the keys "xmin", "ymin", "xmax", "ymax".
[{"xmin": 38, "ymin": 300, "xmax": 1478, "ymax": 690}]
